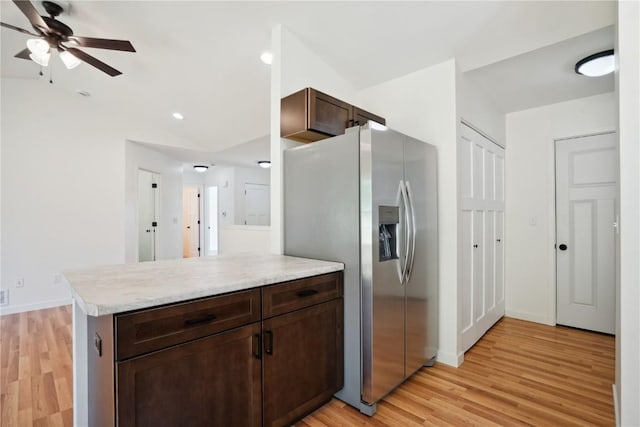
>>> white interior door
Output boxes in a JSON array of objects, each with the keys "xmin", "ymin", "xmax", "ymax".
[
  {"xmin": 459, "ymin": 123, "xmax": 505, "ymax": 352},
  {"xmin": 138, "ymin": 170, "xmax": 159, "ymax": 262},
  {"xmin": 244, "ymin": 183, "xmax": 270, "ymax": 226},
  {"xmin": 182, "ymin": 186, "xmax": 200, "ymax": 258},
  {"xmin": 556, "ymin": 132, "xmax": 617, "ymax": 334},
  {"xmin": 205, "ymin": 186, "xmax": 218, "ymax": 256}
]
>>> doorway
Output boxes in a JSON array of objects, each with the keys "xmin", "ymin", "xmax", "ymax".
[
  {"xmin": 183, "ymin": 185, "xmax": 201, "ymax": 258},
  {"xmin": 555, "ymin": 132, "xmax": 617, "ymax": 334},
  {"xmin": 138, "ymin": 169, "xmax": 160, "ymax": 262}
]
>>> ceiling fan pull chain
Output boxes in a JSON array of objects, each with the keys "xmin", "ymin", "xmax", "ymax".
[
  {"xmin": 38, "ymin": 66, "xmax": 43, "ymax": 77},
  {"xmin": 49, "ymin": 67, "xmax": 53, "ymax": 84}
]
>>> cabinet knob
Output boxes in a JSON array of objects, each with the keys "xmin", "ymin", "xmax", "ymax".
[
  {"xmin": 496, "ymin": 239, "xmax": 501, "ymax": 242},
  {"xmin": 558, "ymin": 244, "xmax": 568, "ymax": 251},
  {"xmin": 473, "ymin": 244, "xmax": 478, "ymax": 248}
]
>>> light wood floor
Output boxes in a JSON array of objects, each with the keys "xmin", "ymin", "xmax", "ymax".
[
  {"xmin": 0, "ymin": 307, "xmax": 614, "ymax": 426},
  {"xmin": 1, "ymin": 305, "xmax": 73, "ymax": 427}
]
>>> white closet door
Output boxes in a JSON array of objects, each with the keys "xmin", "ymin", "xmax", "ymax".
[{"xmin": 459, "ymin": 123, "xmax": 505, "ymax": 353}]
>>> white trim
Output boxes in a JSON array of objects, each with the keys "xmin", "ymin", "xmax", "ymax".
[
  {"xmin": 505, "ymin": 310, "xmax": 555, "ymax": 326},
  {"xmin": 436, "ymin": 350, "xmax": 464, "ymax": 367},
  {"xmin": 613, "ymin": 384, "xmax": 620, "ymax": 427},
  {"xmin": 0, "ymin": 297, "xmax": 72, "ymax": 315},
  {"xmin": 460, "ymin": 119, "xmax": 504, "ymax": 148}
]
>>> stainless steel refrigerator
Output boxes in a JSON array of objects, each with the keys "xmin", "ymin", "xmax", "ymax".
[{"xmin": 284, "ymin": 123, "xmax": 438, "ymax": 415}]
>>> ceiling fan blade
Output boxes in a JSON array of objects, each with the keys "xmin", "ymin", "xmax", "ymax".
[
  {"xmin": 1, "ymin": 21, "xmax": 39, "ymax": 36},
  {"xmin": 14, "ymin": 48, "xmax": 32, "ymax": 60},
  {"xmin": 68, "ymin": 36, "xmax": 136, "ymax": 52},
  {"xmin": 12, "ymin": 0, "xmax": 49, "ymax": 33},
  {"xmin": 65, "ymin": 47, "xmax": 122, "ymax": 77}
]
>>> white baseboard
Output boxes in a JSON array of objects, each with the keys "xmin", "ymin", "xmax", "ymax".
[
  {"xmin": 437, "ymin": 350, "xmax": 464, "ymax": 367},
  {"xmin": 612, "ymin": 384, "xmax": 619, "ymax": 427},
  {"xmin": 505, "ymin": 310, "xmax": 555, "ymax": 326},
  {"xmin": 0, "ymin": 297, "xmax": 72, "ymax": 315}
]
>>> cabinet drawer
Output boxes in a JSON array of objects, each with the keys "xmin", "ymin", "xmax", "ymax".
[
  {"xmin": 115, "ymin": 289, "xmax": 261, "ymax": 360},
  {"xmin": 263, "ymin": 272, "xmax": 343, "ymax": 318}
]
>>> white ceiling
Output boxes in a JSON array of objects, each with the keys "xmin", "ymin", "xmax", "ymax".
[{"xmin": 1, "ymin": 1, "xmax": 616, "ymax": 164}]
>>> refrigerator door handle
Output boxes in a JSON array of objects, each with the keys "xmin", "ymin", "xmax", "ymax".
[
  {"xmin": 405, "ymin": 180, "xmax": 417, "ymax": 282},
  {"xmin": 399, "ymin": 180, "xmax": 411, "ymax": 285}
]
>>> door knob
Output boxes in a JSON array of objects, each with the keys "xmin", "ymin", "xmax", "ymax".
[
  {"xmin": 558, "ymin": 244, "xmax": 568, "ymax": 251},
  {"xmin": 187, "ymin": 226, "xmax": 191, "ymax": 229}
]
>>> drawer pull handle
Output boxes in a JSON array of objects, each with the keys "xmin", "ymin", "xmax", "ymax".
[
  {"xmin": 296, "ymin": 289, "xmax": 319, "ymax": 298},
  {"xmin": 265, "ymin": 330, "xmax": 273, "ymax": 355},
  {"xmin": 184, "ymin": 313, "xmax": 217, "ymax": 326},
  {"xmin": 254, "ymin": 333, "xmax": 262, "ymax": 360}
]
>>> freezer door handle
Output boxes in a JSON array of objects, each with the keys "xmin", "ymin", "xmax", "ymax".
[
  {"xmin": 405, "ymin": 180, "xmax": 417, "ymax": 283},
  {"xmin": 399, "ymin": 180, "xmax": 411, "ymax": 285}
]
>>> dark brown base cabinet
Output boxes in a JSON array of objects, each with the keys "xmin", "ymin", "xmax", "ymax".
[{"xmin": 87, "ymin": 272, "xmax": 343, "ymax": 427}]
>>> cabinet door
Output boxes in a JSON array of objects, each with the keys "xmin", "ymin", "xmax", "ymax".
[
  {"xmin": 353, "ymin": 107, "xmax": 386, "ymax": 127},
  {"xmin": 117, "ymin": 323, "xmax": 262, "ymax": 427},
  {"xmin": 308, "ymin": 89, "xmax": 353, "ymax": 136},
  {"xmin": 263, "ymin": 299, "xmax": 343, "ymax": 427}
]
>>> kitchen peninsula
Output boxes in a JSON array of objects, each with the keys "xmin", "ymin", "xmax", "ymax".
[{"xmin": 65, "ymin": 253, "xmax": 344, "ymax": 427}]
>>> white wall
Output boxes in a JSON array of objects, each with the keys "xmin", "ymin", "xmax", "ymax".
[
  {"xmin": 124, "ymin": 142, "xmax": 183, "ymax": 263},
  {"xmin": 233, "ymin": 166, "xmax": 270, "ymax": 225},
  {"xmin": 1, "ymin": 79, "xmax": 201, "ymax": 314},
  {"xmin": 617, "ymin": 1, "xmax": 640, "ymax": 424},
  {"xmin": 270, "ymin": 25, "xmax": 358, "ymax": 254},
  {"xmin": 456, "ymin": 67, "xmax": 506, "ymax": 145},
  {"xmin": 207, "ymin": 166, "xmax": 234, "ymax": 227},
  {"xmin": 358, "ymin": 60, "xmax": 460, "ymax": 366},
  {"xmin": 218, "ymin": 225, "xmax": 270, "ymax": 254},
  {"xmin": 504, "ymin": 92, "xmax": 616, "ymax": 325}
]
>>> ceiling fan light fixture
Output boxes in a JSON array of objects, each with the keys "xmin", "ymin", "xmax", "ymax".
[
  {"xmin": 575, "ymin": 49, "xmax": 615, "ymax": 77},
  {"xmin": 257, "ymin": 160, "xmax": 271, "ymax": 169},
  {"xmin": 60, "ymin": 50, "xmax": 81, "ymax": 69},
  {"xmin": 26, "ymin": 38, "xmax": 49, "ymax": 55},
  {"xmin": 194, "ymin": 165, "xmax": 209, "ymax": 173},
  {"xmin": 29, "ymin": 51, "xmax": 50, "ymax": 67}
]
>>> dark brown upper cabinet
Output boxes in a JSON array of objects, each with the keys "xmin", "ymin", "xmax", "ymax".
[{"xmin": 281, "ymin": 87, "xmax": 385, "ymax": 143}]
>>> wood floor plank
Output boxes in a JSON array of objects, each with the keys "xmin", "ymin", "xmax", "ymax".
[
  {"xmin": 1, "ymin": 309, "xmax": 614, "ymax": 426},
  {"xmin": 297, "ymin": 317, "xmax": 615, "ymax": 426}
]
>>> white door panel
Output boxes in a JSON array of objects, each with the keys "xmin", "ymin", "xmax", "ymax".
[
  {"xmin": 473, "ymin": 210, "xmax": 484, "ymax": 323},
  {"xmin": 245, "ymin": 183, "xmax": 270, "ymax": 226},
  {"xmin": 460, "ymin": 210, "xmax": 473, "ymax": 334},
  {"xmin": 485, "ymin": 211, "xmax": 496, "ymax": 312},
  {"xmin": 459, "ymin": 123, "xmax": 505, "ymax": 352},
  {"xmin": 556, "ymin": 133, "xmax": 616, "ymax": 334}
]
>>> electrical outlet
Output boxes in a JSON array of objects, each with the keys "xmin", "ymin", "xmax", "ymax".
[
  {"xmin": 16, "ymin": 278, "xmax": 24, "ymax": 288},
  {"xmin": 53, "ymin": 274, "xmax": 62, "ymax": 285},
  {"xmin": 0, "ymin": 289, "xmax": 8, "ymax": 306}
]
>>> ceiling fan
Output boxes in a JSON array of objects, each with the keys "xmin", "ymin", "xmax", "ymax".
[{"xmin": 0, "ymin": 0, "xmax": 135, "ymax": 77}]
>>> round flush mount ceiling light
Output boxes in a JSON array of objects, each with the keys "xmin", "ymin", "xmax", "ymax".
[
  {"xmin": 194, "ymin": 165, "xmax": 209, "ymax": 173},
  {"xmin": 260, "ymin": 51, "xmax": 273, "ymax": 65},
  {"xmin": 172, "ymin": 112, "xmax": 184, "ymax": 120},
  {"xmin": 257, "ymin": 160, "xmax": 271, "ymax": 168},
  {"xmin": 575, "ymin": 49, "xmax": 615, "ymax": 77}
]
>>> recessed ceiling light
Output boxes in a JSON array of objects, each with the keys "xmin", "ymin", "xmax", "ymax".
[
  {"xmin": 257, "ymin": 160, "xmax": 271, "ymax": 168},
  {"xmin": 575, "ymin": 49, "xmax": 615, "ymax": 77},
  {"xmin": 172, "ymin": 112, "xmax": 184, "ymax": 120},
  {"xmin": 260, "ymin": 51, "xmax": 273, "ymax": 65}
]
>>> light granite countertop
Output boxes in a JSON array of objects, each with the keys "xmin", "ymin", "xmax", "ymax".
[{"xmin": 63, "ymin": 253, "xmax": 344, "ymax": 316}]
